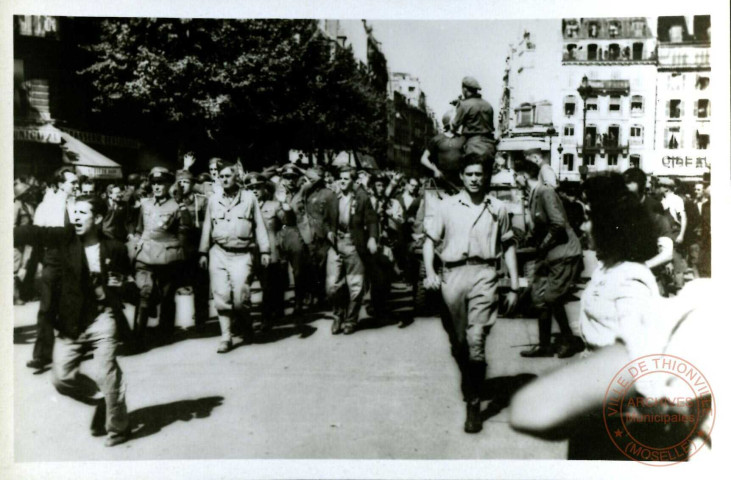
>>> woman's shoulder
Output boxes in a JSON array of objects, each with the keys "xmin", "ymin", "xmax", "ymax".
[{"xmin": 593, "ymin": 261, "xmax": 658, "ymax": 294}]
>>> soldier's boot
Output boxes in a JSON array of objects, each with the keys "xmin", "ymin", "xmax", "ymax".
[
  {"xmin": 217, "ymin": 314, "xmax": 233, "ymax": 354},
  {"xmin": 463, "ymin": 361, "xmax": 486, "ymax": 434}
]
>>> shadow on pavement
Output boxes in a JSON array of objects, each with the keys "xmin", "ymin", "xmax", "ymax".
[
  {"xmin": 480, "ymin": 373, "xmax": 538, "ymax": 421},
  {"xmin": 254, "ymin": 325, "xmax": 316, "ymax": 344},
  {"xmin": 128, "ymin": 396, "xmax": 224, "ymax": 441}
]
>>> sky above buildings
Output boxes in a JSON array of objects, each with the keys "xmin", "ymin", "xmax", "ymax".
[{"xmin": 370, "ymin": 19, "xmax": 561, "ymax": 122}]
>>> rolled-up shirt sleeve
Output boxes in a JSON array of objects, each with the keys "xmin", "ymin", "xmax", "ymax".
[{"xmin": 424, "ymin": 198, "xmax": 444, "ymax": 244}]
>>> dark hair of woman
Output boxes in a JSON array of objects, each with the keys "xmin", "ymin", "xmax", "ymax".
[{"xmin": 581, "ymin": 173, "xmax": 656, "ymax": 267}]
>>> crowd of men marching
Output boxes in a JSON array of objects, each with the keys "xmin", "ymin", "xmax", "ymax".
[{"xmin": 12, "ymin": 75, "xmax": 712, "ymax": 444}]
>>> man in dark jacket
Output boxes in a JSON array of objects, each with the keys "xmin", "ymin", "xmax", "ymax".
[
  {"xmin": 15, "ymin": 195, "xmax": 132, "ymax": 447},
  {"xmin": 326, "ymin": 167, "xmax": 379, "ymax": 335}
]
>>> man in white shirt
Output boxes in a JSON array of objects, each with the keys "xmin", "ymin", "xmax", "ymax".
[
  {"xmin": 657, "ymin": 177, "xmax": 687, "ymax": 291},
  {"xmin": 524, "ymin": 148, "xmax": 557, "ymax": 188}
]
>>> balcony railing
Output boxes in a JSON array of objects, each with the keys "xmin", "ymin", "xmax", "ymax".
[{"xmin": 563, "ymin": 50, "xmax": 657, "ymax": 63}]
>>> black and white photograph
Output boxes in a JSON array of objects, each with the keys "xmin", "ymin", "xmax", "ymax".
[{"xmin": 1, "ymin": 1, "xmax": 728, "ymax": 479}]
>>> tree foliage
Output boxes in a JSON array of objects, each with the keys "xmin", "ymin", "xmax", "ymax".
[{"xmin": 81, "ymin": 18, "xmax": 388, "ymax": 167}]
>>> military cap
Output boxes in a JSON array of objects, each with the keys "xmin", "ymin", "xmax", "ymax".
[
  {"xmin": 280, "ymin": 164, "xmax": 301, "ymax": 178},
  {"xmin": 244, "ymin": 173, "xmax": 267, "ymax": 189},
  {"xmin": 197, "ymin": 172, "xmax": 213, "ymax": 183},
  {"xmin": 462, "ymin": 76, "xmax": 482, "ymax": 90},
  {"xmin": 148, "ymin": 166, "xmax": 175, "ymax": 183},
  {"xmin": 176, "ymin": 169, "xmax": 194, "ymax": 182}
]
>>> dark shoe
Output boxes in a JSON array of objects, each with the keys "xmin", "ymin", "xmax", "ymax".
[
  {"xmin": 331, "ymin": 319, "xmax": 343, "ymax": 335},
  {"xmin": 398, "ymin": 317, "xmax": 414, "ymax": 328},
  {"xmin": 464, "ymin": 399, "xmax": 483, "ymax": 433},
  {"xmin": 520, "ymin": 345, "xmax": 554, "ymax": 358},
  {"xmin": 217, "ymin": 340, "xmax": 232, "ymax": 354},
  {"xmin": 90, "ymin": 401, "xmax": 107, "ymax": 437},
  {"xmin": 104, "ymin": 429, "xmax": 131, "ymax": 447},
  {"xmin": 26, "ymin": 358, "xmax": 51, "ymax": 370},
  {"xmin": 556, "ymin": 337, "xmax": 585, "ymax": 358},
  {"xmin": 342, "ymin": 324, "xmax": 356, "ymax": 335}
]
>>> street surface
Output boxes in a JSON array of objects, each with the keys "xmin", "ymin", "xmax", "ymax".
[{"xmin": 13, "ymin": 282, "xmax": 583, "ymax": 461}]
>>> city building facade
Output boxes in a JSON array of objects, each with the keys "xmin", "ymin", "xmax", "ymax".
[
  {"xmin": 559, "ymin": 17, "xmax": 657, "ymax": 180},
  {"xmin": 654, "ymin": 15, "xmax": 711, "ymax": 180}
]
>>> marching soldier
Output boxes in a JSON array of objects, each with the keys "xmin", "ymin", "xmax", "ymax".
[
  {"xmin": 175, "ymin": 169, "xmax": 210, "ymax": 330},
  {"xmin": 131, "ymin": 166, "xmax": 190, "ymax": 349},
  {"xmin": 274, "ymin": 164, "xmax": 311, "ymax": 315},
  {"xmin": 199, "ymin": 162, "xmax": 270, "ymax": 353},
  {"xmin": 246, "ymin": 173, "xmax": 288, "ymax": 330}
]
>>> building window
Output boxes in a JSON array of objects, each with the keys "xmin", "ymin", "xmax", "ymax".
[
  {"xmin": 563, "ymin": 124, "xmax": 575, "ymax": 137},
  {"xmin": 630, "ymin": 125, "xmax": 644, "ymax": 144},
  {"xmin": 564, "ymin": 96, "xmax": 576, "ymax": 116},
  {"xmin": 696, "ymin": 75, "xmax": 709, "ymax": 90},
  {"xmin": 587, "ymin": 44, "xmax": 598, "ymax": 60},
  {"xmin": 668, "ymin": 73, "xmax": 684, "ymax": 91},
  {"xmin": 608, "ymin": 21, "xmax": 621, "ymax": 38},
  {"xmin": 607, "ymin": 154, "xmax": 619, "ymax": 167},
  {"xmin": 584, "ymin": 154, "xmax": 596, "ymax": 166},
  {"xmin": 665, "ymin": 126, "xmax": 682, "ymax": 149},
  {"xmin": 631, "ymin": 20, "xmax": 644, "ymax": 37},
  {"xmin": 566, "ymin": 44, "xmax": 577, "ymax": 60},
  {"xmin": 586, "ymin": 95, "xmax": 598, "ymax": 111},
  {"xmin": 696, "ymin": 133, "xmax": 709, "ymax": 150},
  {"xmin": 608, "ymin": 44, "xmax": 621, "ymax": 61},
  {"xmin": 696, "ymin": 99, "xmax": 710, "ymax": 118},
  {"xmin": 585, "ymin": 125, "xmax": 598, "ymax": 146},
  {"xmin": 563, "ymin": 153, "xmax": 574, "ymax": 171},
  {"xmin": 630, "ymin": 95, "xmax": 644, "ymax": 114},
  {"xmin": 606, "ymin": 125, "xmax": 620, "ymax": 146},
  {"xmin": 631, "ymin": 43, "xmax": 643, "ymax": 60},
  {"xmin": 515, "ymin": 104, "xmax": 533, "ymax": 127},
  {"xmin": 629, "ymin": 154, "xmax": 641, "ymax": 168},
  {"xmin": 668, "ymin": 99, "xmax": 682, "ymax": 118},
  {"xmin": 669, "ymin": 25, "xmax": 683, "ymax": 43},
  {"xmin": 565, "ymin": 21, "xmax": 579, "ymax": 38},
  {"xmin": 588, "ymin": 22, "xmax": 599, "ymax": 38},
  {"xmin": 609, "ymin": 95, "xmax": 622, "ymax": 112}
]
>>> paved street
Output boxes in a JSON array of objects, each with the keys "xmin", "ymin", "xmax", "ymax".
[{"xmin": 13, "ymin": 283, "xmax": 583, "ymax": 462}]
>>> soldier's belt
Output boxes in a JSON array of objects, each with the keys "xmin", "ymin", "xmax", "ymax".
[
  {"xmin": 215, "ymin": 244, "xmax": 254, "ymax": 254},
  {"xmin": 444, "ymin": 257, "xmax": 499, "ymax": 269}
]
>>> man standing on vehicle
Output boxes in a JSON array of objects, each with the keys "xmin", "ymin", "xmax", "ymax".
[
  {"xmin": 423, "ymin": 152, "xmax": 519, "ymax": 434},
  {"xmin": 452, "ymin": 76, "xmax": 497, "ymax": 179},
  {"xmin": 199, "ymin": 161, "xmax": 270, "ymax": 353}
]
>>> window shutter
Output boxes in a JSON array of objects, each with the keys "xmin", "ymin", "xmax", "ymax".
[
  {"xmin": 665, "ymin": 100, "xmax": 670, "ymax": 117},
  {"xmin": 679, "ymin": 101, "xmax": 684, "ymax": 118},
  {"xmin": 708, "ymin": 101, "xmax": 711, "ymax": 117},
  {"xmin": 694, "ymin": 100, "xmax": 698, "ymax": 117}
]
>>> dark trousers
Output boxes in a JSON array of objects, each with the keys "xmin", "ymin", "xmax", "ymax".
[
  {"xmin": 307, "ymin": 237, "xmax": 331, "ymax": 303},
  {"xmin": 181, "ymin": 258, "xmax": 210, "ymax": 328},
  {"xmin": 279, "ymin": 227, "xmax": 309, "ymax": 306},
  {"xmin": 367, "ymin": 251, "xmax": 393, "ymax": 318},
  {"xmin": 257, "ymin": 261, "xmax": 288, "ymax": 323},
  {"xmin": 32, "ymin": 263, "xmax": 60, "ymax": 363},
  {"xmin": 134, "ymin": 261, "xmax": 183, "ymax": 339}
]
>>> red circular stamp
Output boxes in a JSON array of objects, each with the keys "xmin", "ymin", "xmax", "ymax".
[{"xmin": 602, "ymin": 354, "xmax": 714, "ymax": 465}]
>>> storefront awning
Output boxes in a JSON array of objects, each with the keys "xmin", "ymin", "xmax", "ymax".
[
  {"xmin": 497, "ymin": 137, "xmax": 549, "ymax": 151},
  {"xmin": 57, "ymin": 128, "xmax": 122, "ymax": 179}
]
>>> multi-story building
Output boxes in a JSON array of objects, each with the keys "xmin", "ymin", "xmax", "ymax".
[
  {"xmin": 654, "ymin": 15, "xmax": 711, "ymax": 180},
  {"xmin": 497, "ymin": 30, "xmax": 559, "ymax": 175},
  {"xmin": 387, "ymin": 73, "xmax": 436, "ymax": 173},
  {"xmin": 559, "ymin": 17, "xmax": 657, "ymax": 180}
]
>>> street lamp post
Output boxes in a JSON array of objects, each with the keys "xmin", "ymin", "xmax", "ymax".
[
  {"xmin": 576, "ymin": 75, "xmax": 594, "ymax": 178},
  {"xmin": 546, "ymin": 126, "xmax": 557, "ymax": 173}
]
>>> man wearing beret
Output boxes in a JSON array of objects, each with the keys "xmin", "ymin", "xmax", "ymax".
[
  {"xmin": 452, "ymin": 76, "xmax": 497, "ymax": 179},
  {"xmin": 130, "ymin": 166, "xmax": 191, "ymax": 349},
  {"xmin": 175, "ymin": 169, "xmax": 210, "ymax": 331}
]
